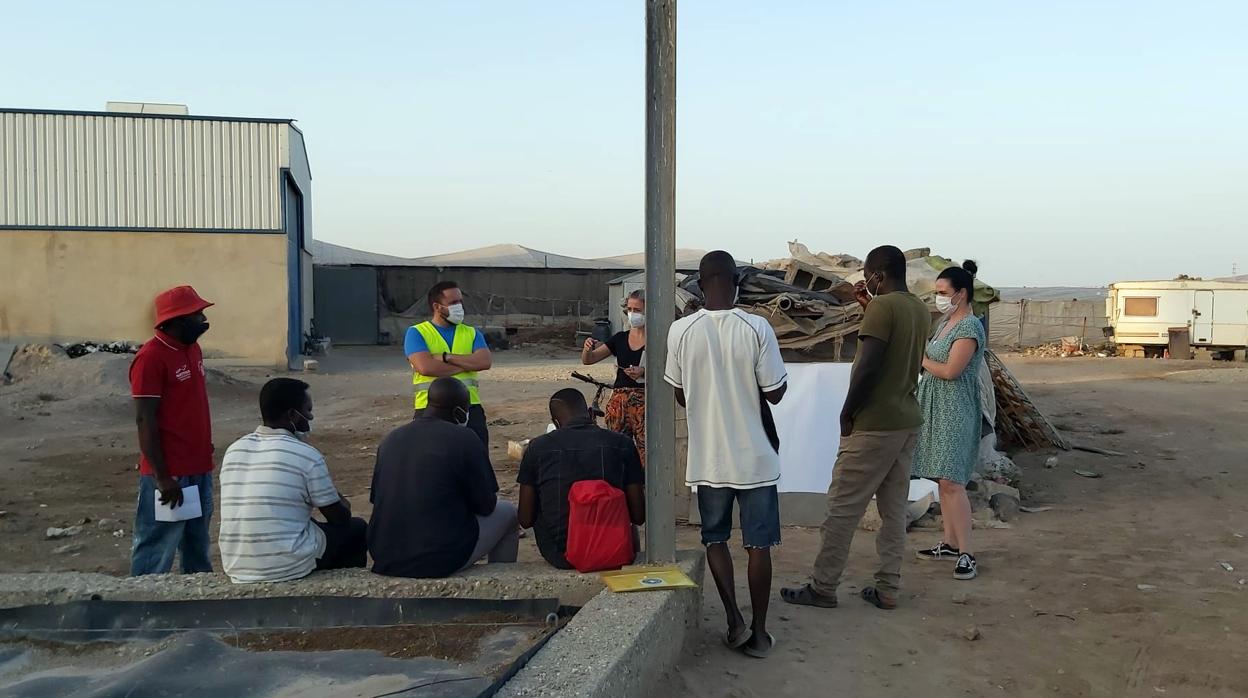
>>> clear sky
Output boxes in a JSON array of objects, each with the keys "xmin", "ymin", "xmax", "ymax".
[{"xmin": 3, "ymin": 1, "xmax": 1246, "ymax": 286}]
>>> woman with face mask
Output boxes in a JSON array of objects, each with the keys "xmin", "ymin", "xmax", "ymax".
[
  {"xmin": 581, "ymin": 289, "xmax": 648, "ymax": 465},
  {"xmin": 911, "ymin": 260, "xmax": 986, "ymax": 581}
]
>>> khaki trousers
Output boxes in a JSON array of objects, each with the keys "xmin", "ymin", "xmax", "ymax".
[{"xmin": 811, "ymin": 428, "xmax": 920, "ymax": 597}]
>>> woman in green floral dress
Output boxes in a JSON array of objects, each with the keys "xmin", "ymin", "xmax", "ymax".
[{"xmin": 912, "ymin": 261, "xmax": 985, "ymax": 580}]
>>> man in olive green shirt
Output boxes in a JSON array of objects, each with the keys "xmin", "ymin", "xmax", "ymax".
[{"xmin": 781, "ymin": 245, "xmax": 930, "ymax": 611}]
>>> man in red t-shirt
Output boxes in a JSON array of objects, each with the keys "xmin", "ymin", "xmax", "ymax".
[{"xmin": 128, "ymin": 286, "xmax": 216, "ymax": 576}]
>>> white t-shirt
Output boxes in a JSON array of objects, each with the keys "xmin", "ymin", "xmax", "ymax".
[
  {"xmin": 664, "ymin": 309, "xmax": 788, "ymax": 489},
  {"xmin": 219, "ymin": 426, "xmax": 341, "ymax": 583}
]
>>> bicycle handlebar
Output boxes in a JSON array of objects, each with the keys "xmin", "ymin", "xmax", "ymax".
[{"xmin": 570, "ymin": 371, "xmax": 613, "ymax": 390}]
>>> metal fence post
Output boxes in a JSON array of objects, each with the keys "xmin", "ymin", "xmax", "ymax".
[{"xmin": 644, "ymin": 0, "xmax": 677, "ymax": 563}]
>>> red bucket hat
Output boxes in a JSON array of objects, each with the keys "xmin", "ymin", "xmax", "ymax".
[{"xmin": 154, "ymin": 286, "xmax": 214, "ymax": 328}]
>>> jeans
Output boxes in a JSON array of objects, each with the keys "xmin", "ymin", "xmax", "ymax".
[
  {"xmin": 130, "ymin": 473, "xmax": 214, "ymax": 576},
  {"xmin": 697, "ymin": 485, "xmax": 782, "ymax": 549}
]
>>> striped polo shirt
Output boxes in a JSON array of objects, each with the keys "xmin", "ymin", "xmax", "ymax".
[{"xmin": 219, "ymin": 426, "xmax": 341, "ymax": 583}]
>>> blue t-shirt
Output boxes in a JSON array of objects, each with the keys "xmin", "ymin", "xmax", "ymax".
[{"xmin": 404, "ymin": 324, "xmax": 487, "ymax": 356}]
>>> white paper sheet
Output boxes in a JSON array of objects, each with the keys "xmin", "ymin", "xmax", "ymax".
[
  {"xmin": 154, "ymin": 484, "xmax": 203, "ymax": 522},
  {"xmin": 772, "ymin": 363, "xmax": 853, "ymax": 494}
]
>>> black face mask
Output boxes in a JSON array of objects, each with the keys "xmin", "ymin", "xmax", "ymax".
[
  {"xmin": 188, "ymin": 321, "xmax": 210, "ymax": 342},
  {"xmin": 169, "ymin": 318, "xmax": 210, "ymax": 344}
]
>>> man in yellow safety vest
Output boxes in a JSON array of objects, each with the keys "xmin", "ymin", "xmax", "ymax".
[{"xmin": 405, "ymin": 281, "xmax": 494, "ymax": 448}]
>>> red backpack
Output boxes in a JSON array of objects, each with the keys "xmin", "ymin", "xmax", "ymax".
[{"xmin": 564, "ymin": 480, "xmax": 635, "ymax": 573}]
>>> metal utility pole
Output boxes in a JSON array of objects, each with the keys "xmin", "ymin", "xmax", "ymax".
[{"xmin": 644, "ymin": 0, "xmax": 677, "ymax": 563}]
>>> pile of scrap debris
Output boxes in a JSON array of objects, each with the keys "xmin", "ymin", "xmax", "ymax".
[
  {"xmin": 677, "ymin": 241, "xmax": 1001, "ymax": 362},
  {"xmin": 985, "ymin": 350, "xmax": 1069, "ymax": 452},
  {"xmin": 1021, "ymin": 339, "xmax": 1112, "ymax": 359},
  {"xmin": 679, "ymin": 241, "xmax": 1067, "ymax": 461}
]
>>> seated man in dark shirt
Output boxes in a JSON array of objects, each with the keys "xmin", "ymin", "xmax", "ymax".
[
  {"xmin": 518, "ymin": 388, "xmax": 645, "ymax": 569},
  {"xmin": 368, "ymin": 378, "xmax": 518, "ymax": 578}
]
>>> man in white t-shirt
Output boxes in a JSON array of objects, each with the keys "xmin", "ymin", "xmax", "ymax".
[
  {"xmin": 219, "ymin": 378, "xmax": 367, "ymax": 583},
  {"xmin": 665, "ymin": 250, "xmax": 788, "ymax": 659}
]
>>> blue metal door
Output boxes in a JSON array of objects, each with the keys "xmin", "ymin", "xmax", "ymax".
[{"xmin": 284, "ymin": 176, "xmax": 305, "ymax": 368}]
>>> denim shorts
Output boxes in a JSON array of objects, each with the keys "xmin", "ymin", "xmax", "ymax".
[{"xmin": 696, "ymin": 485, "xmax": 781, "ymax": 549}]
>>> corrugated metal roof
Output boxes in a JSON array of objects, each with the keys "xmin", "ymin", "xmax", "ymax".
[
  {"xmin": 999, "ymin": 287, "xmax": 1108, "ymax": 301},
  {"xmin": 1, "ymin": 110, "xmax": 294, "ymax": 230},
  {"xmin": 598, "ymin": 249, "xmax": 707, "ymax": 270},
  {"xmin": 311, "ymin": 240, "xmax": 417, "ymax": 266},
  {"xmin": 311, "ymin": 240, "xmax": 711, "ymax": 270},
  {"xmin": 310, "ymin": 240, "xmax": 626, "ymax": 269},
  {"xmin": 0, "ymin": 107, "xmax": 294, "ymax": 124},
  {"xmin": 414, "ymin": 244, "xmax": 626, "ymax": 269}
]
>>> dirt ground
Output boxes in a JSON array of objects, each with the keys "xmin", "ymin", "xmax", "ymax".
[{"xmin": 2, "ymin": 346, "xmax": 1246, "ymax": 697}]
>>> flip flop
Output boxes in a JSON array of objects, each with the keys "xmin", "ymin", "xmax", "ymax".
[
  {"xmin": 860, "ymin": 586, "xmax": 897, "ymax": 610},
  {"xmin": 723, "ymin": 624, "xmax": 751, "ymax": 650},
  {"xmin": 742, "ymin": 631, "xmax": 775, "ymax": 659},
  {"xmin": 780, "ymin": 583, "xmax": 838, "ymax": 608}
]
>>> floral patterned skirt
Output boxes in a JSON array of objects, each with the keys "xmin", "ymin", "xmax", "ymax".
[{"xmin": 604, "ymin": 388, "xmax": 646, "ymax": 467}]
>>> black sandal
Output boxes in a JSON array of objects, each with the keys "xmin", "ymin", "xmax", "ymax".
[
  {"xmin": 742, "ymin": 631, "xmax": 775, "ymax": 659},
  {"xmin": 723, "ymin": 624, "xmax": 751, "ymax": 649},
  {"xmin": 860, "ymin": 586, "xmax": 897, "ymax": 610},
  {"xmin": 780, "ymin": 583, "xmax": 838, "ymax": 608}
]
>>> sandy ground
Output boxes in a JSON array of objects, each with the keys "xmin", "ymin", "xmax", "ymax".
[{"xmin": 2, "ymin": 346, "xmax": 1246, "ymax": 696}]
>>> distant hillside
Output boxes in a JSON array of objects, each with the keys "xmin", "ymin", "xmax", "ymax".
[{"xmin": 998, "ymin": 287, "xmax": 1107, "ymax": 302}]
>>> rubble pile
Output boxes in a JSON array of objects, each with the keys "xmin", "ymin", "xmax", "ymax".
[
  {"xmin": 678, "ymin": 266, "xmax": 862, "ymax": 361},
  {"xmin": 63, "ymin": 341, "xmax": 140, "ymax": 359},
  {"xmin": 1022, "ymin": 340, "xmax": 1113, "ymax": 359},
  {"xmin": 678, "ymin": 240, "xmax": 1001, "ymax": 362}
]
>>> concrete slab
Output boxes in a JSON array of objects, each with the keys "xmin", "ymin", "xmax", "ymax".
[
  {"xmin": 0, "ymin": 562, "xmax": 604, "ymax": 610},
  {"xmin": 499, "ymin": 550, "xmax": 704, "ymax": 698}
]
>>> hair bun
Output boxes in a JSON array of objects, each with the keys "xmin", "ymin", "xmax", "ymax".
[{"xmin": 962, "ymin": 259, "xmax": 978, "ymax": 277}]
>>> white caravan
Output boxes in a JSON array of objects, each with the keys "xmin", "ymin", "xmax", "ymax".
[{"xmin": 1107, "ymin": 280, "xmax": 1248, "ymax": 353}]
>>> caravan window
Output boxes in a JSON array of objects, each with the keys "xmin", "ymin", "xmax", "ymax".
[{"xmin": 1123, "ymin": 297, "xmax": 1158, "ymax": 317}]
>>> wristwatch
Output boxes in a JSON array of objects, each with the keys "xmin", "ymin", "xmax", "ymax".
[{"xmin": 442, "ymin": 352, "xmax": 448, "ymax": 363}]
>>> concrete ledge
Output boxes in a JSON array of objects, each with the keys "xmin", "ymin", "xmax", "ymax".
[
  {"xmin": 0, "ymin": 552, "xmax": 707, "ymax": 698},
  {"xmin": 0, "ymin": 562, "xmax": 605, "ymax": 610},
  {"xmin": 499, "ymin": 550, "xmax": 705, "ymax": 698}
]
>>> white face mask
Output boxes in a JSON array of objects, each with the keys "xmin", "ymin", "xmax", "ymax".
[
  {"xmin": 864, "ymin": 272, "xmax": 881, "ymax": 299},
  {"xmin": 290, "ymin": 410, "xmax": 312, "ymax": 440},
  {"xmin": 627, "ymin": 311, "xmax": 646, "ymax": 328},
  {"xmin": 935, "ymin": 294, "xmax": 957, "ymax": 314},
  {"xmin": 445, "ymin": 303, "xmax": 465, "ymax": 325}
]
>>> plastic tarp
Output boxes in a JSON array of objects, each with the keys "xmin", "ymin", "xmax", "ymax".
[
  {"xmin": 0, "ymin": 631, "xmax": 492, "ymax": 698},
  {"xmin": 988, "ymin": 300, "xmax": 1108, "ymax": 347}
]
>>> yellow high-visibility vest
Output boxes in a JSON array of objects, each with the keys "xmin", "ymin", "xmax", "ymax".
[{"xmin": 411, "ymin": 322, "xmax": 482, "ymax": 409}]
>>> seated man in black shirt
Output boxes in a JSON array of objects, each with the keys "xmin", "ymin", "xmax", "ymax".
[
  {"xmin": 369, "ymin": 378, "xmax": 518, "ymax": 578},
  {"xmin": 518, "ymin": 388, "xmax": 645, "ymax": 569}
]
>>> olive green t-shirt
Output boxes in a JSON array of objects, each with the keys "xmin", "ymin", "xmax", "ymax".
[{"xmin": 850, "ymin": 292, "xmax": 931, "ymax": 432}]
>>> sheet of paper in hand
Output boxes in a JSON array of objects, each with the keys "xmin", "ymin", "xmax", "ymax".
[{"xmin": 154, "ymin": 484, "xmax": 203, "ymax": 522}]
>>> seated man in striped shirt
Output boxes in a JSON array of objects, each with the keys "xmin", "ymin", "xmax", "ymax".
[{"xmin": 220, "ymin": 378, "xmax": 367, "ymax": 583}]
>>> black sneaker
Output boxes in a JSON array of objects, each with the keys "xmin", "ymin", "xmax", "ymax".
[
  {"xmin": 954, "ymin": 553, "xmax": 978, "ymax": 580},
  {"xmin": 916, "ymin": 542, "xmax": 960, "ymax": 561}
]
